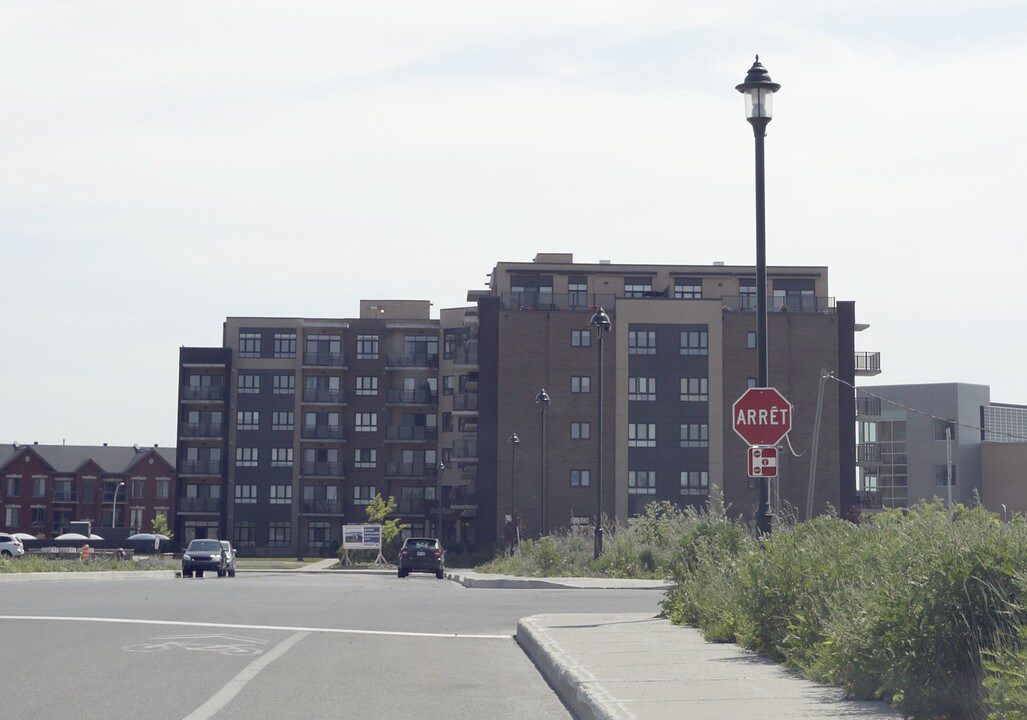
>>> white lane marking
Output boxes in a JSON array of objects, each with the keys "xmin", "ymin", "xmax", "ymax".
[
  {"xmin": 0, "ymin": 615, "xmax": 511, "ymax": 640},
  {"xmin": 181, "ymin": 631, "xmax": 309, "ymax": 720}
]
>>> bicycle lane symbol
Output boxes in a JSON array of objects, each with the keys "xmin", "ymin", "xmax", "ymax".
[{"xmin": 123, "ymin": 634, "xmax": 269, "ymax": 656}]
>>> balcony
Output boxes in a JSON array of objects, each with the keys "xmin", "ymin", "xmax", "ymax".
[
  {"xmin": 448, "ymin": 487, "xmax": 478, "ymax": 508},
  {"xmin": 302, "ymin": 388, "xmax": 347, "ymax": 404},
  {"xmin": 461, "ymin": 465, "xmax": 478, "ymax": 481},
  {"xmin": 721, "ymin": 295, "xmax": 836, "ymax": 313},
  {"xmin": 855, "ymin": 352, "xmax": 882, "ymax": 376},
  {"xmin": 181, "ymin": 386, "xmax": 224, "ymax": 402},
  {"xmin": 856, "ymin": 443, "xmax": 882, "ymax": 464},
  {"xmin": 180, "ymin": 422, "xmax": 224, "ymax": 438},
  {"xmin": 385, "ymin": 462, "xmax": 436, "ymax": 479},
  {"xmin": 452, "ymin": 394, "xmax": 478, "ymax": 412},
  {"xmin": 856, "ymin": 396, "xmax": 882, "ymax": 418},
  {"xmin": 300, "ymin": 461, "xmax": 346, "ymax": 478},
  {"xmin": 451, "ymin": 440, "xmax": 478, "ymax": 460},
  {"xmin": 397, "ymin": 498, "xmax": 429, "ymax": 514},
  {"xmin": 386, "ymin": 353, "xmax": 439, "ymax": 370},
  {"xmin": 856, "ymin": 490, "xmax": 883, "ymax": 510},
  {"xmin": 386, "ymin": 389, "xmax": 436, "ymax": 406},
  {"xmin": 452, "ymin": 347, "xmax": 478, "ymax": 366},
  {"xmin": 52, "ymin": 489, "xmax": 78, "ymax": 503},
  {"xmin": 301, "ymin": 499, "xmax": 345, "ymax": 515},
  {"xmin": 179, "ymin": 497, "xmax": 222, "ymax": 513},
  {"xmin": 301, "ymin": 425, "xmax": 346, "ymax": 440},
  {"xmin": 385, "ymin": 426, "xmax": 437, "ymax": 443},
  {"xmin": 179, "ymin": 460, "xmax": 222, "ymax": 475},
  {"xmin": 303, "ymin": 351, "xmax": 348, "ymax": 368}
]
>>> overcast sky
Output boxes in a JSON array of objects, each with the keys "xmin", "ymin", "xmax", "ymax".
[{"xmin": 2, "ymin": 0, "xmax": 1025, "ymax": 448}]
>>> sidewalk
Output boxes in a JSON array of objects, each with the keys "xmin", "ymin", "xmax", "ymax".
[{"xmin": 446, "ymin": 572, "xmax": 900, "ymax": 720}]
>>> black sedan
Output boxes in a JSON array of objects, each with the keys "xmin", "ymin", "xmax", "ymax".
[
  {"xmin": 182, "ymin": 539, "xmax": 228, "ymax": 578},
  {"xmin": 397, "ymin": 537, "xmax": 445, "ymax": 579}
]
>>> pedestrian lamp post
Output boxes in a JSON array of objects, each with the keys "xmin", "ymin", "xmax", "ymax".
[
  {"xmin": 508, "ymin": 433, "xmax": 520, "ymax": 525},
  {"xmin": 112, "ymin": 481, "xmax": 125, "ymax": 528},
  {"xmin": 535, "ymin": 388, "xmax": 550, "ymax": 535},
  {"xmin": 435, "ymin": 461, "xmax": 445, "ymax": 542},
  {"xmin": 737, "ymin": 55, "xmax": 781, "ymax": 535},
  {"xmin": 590, "ymin": 308, "xmax": 611, "ymax": 559}
]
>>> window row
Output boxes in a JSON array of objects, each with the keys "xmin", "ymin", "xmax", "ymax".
[
  {"xmin": 627, "ymin": 330, "xmax": 708, "ymax": 356},
  {"xmin": 628, "ymin": 377, "xmax": 709, "ymax": 402},
  {"xmin": 628, "ymin": 470, "xmax": 710, "ymax": 496},
  {"xmin": 4, "ymin": 477, "xmax": 171, "ymax": 501},
  {"xmin": 627, "ymin": 424, "xmax": 709, "ymax": 448}
]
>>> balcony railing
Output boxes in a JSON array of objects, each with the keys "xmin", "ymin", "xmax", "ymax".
[
  {"xmin": 179, "ymin": 460, "xmax": 222, "ymax": 475},
  {"xmin": 856, "ymin": 443, "xmax": 882, "ymax": 464},
  {"xmin": 301, "ymin": 499, "xmax": 344, "ymax": 515},
  {"xmin": 303, "ymin": 351, "xmax": 348, "ymax": 367},
  {"xmin": 453, "ymin": 394, "xmax": 478, "ymax": 412},
  {"xmin": 397, "ymin": 498, "xmax": 429, "ymax": 514},
  {"xmin": 385, "ymin": 462, "xmax": 436, "ymax": 478},
  {"xmin": 386, "ymin": 353, "xmax": 439, "ymax": 369},
  {"xmin": 302, "ymin": 388, "xmax": 347, "ymax": 404},
  {"xmin": 386, "ymin": 389, "xmax": 436, "ymax": 405},
  {"xmin": 385, "ymin": 426, "xmax": 437, "ymax": 442},
  {"xmin": 856, "ymin": 396, "xmax": 882, "ymax": 417},
  {"xmin": 451, "ymin": 440, "xmax": 478, "ymax": 459},
  {"xmin": 180, "ymin": 422, "xmax": 224, "ymax": 438},
  {"xmin": 181, "ymin": 386, "xmax": 224, "ymax": 401},
  {"xmin": 452, "ymin": 347, "xmax": 478, "ymax": 366},
  {"xmin": 52, "ymin": 490, "xmax": 77, "ymax": 503},
  {"xmin": 855, "ymin": 351, "xmax": 882, "ymax": 376},
  {"xmin": 448, "ymin": 487, "xmax": 478, "ymax": 507},
  {"xmin": 721, "ymin": 295, "xmax": 836, "ymax": 313},
  {"xmin": 301, "ymin": 425, "xmax": 346, "ymax": 440},
  {"xmin": 179, "ymin": 497, "xmax": 222, "ymax": 513},
  {"xmin": 301, "ymin": 461, "xmax": 346, "ymax": 478},
  {"xmin": 856, "ymin": 490, "xmax": 883, "ymax": 510},
  {"xmin": 502, "ymin": 292, "xmax": 617, "ymax": 312}
]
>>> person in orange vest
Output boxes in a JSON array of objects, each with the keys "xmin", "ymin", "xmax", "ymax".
[{"xmin": 81, "ymin": 544, "xmax": 91, "ymax": 563}]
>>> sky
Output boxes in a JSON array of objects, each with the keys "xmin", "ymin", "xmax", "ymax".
[{"xmin": 2, "ymin": 0, "xmax": 1026, "ymax": 449}]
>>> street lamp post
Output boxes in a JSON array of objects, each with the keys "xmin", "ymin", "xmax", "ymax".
[
  {"xmin": 112, "ymin": 481, "xmax": 125, "ymax": 528},
  {"xmin": 590, "ymin": 308, "xmax": 611, "ymax": 559},
  {"xmin": 436, "ymin": 461, "xmax": 445, "ymax": 542},
  {"xmin": 737, "ymin": 55, "xmax": 781, "ymax": 535},
  {"xmin": 535, "ymin": 389, "xmax": 550, "ymax": 535}
]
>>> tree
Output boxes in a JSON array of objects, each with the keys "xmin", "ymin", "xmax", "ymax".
[
  {"xmin": 151, "ymin": 514, "xmax": 173, "ymax": 539},
  {"xmin": 365, "ymin": 494, "xmax": 404, "ymax": 552}
]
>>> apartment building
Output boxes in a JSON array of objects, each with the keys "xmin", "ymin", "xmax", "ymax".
[
  {"xmin": 176, "ymin": 254, "xmax": 876, "ymax": 555},
  {"xmin": 0, "ymin": 443, "xmax": 175, "ymax": 537},
  {"xmin": 474, "ymin": 253, "xmax": 875, "ymax": 537}
]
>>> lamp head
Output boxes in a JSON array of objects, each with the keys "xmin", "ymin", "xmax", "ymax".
[
  {"xmin": 736, "ymin": 55, "xmax": 781, "ymax": 122},
  {"xmin": 590, "ymin": 307, "xmax": 612, "ymax": 332},
  {"xmin": 535, "ymin": 388, "xmax": 551, "ymax": 407}
]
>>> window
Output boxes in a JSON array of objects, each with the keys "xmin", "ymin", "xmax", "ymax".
[
  {"xmin": 356, "ymin": 335, "xmax": 379, "ymax": 360},
  {"xmin": 681, "ymin": 471, "xmax": 709, "ymax": 495},
  {"xmin": 238, "ymin": 374, "xmax": 260, "ymax": 394},
  {"xmin": 268, "ymin": 522, "xmax": 291, "ymax": 547},
  {"xmin": 680, "ymin": 377, "xmax": 709, "ymax": 402},
  {"xmin": 680, "ymin": 330, "xmax": 709, "ymax": 356},
  {"xmin": 628, "ymin": 330, "xmax": 656, "ymax": 355},
  {"xmin": 5, "ymin": 507, "xmax": 19, "ymax": 526},
  {"xmin": 271, "ymin": 448, "xmax": 294, "ymax": 467},
  {"xmin": 571, "ymin": 376, "xmax": 591, "ymax": 393},
  {"xmin": 570, "ymin": 330, "xmax": 591, "ymax": 347},
  {"xmin": 31, "ymin": 507, "xmax": 45, "ymax": 528},
  {"xmin": 237, "ymin": 411, "xmax": 259, "ymax": 431},
  {"xmin": 270, "ymin": 485, "xmax": 292, "ymax": 504},
  {"xmin": 239, "ymin": 332, "xmax": 261, "ymax": 358},
  {"xmin": 273, "ymin": 374, "xmax": 295, "ymax": 394},
  {"xmin": 235, "ymin": 485, "xmax": 257, "ymax": 504},
  {"xmin": 629, "ymin": 470, "xmax": 656, "ymax": 495},
  {"xmin": 306, "ymin": 334, "xmax": 342, "ymax": 365},
  {"xmin": 274, "ymin": 332, "xmax": 296, "ymax": 358},
  {"xmin": 571, "ymin": 422, "xmax": 591, "ymax": 440},
  {"xmin": 680, "ymin": 424, "xmax": 709, "ymax": 448},
  {"xmin": 156, "ymin": 479, "xmax": 169, "ymax": 499},
  {"xmin": 129, "ymin": 508, "xmax": 144, "ymax": 529},
  {"xmin": 355, "ymin": 413, "xmax": 378, "ymax": 432},
  {"xmin": 132, "ymin": 479, "xmax": 145, "ymax": 498},
  {"xmin": 442, "ymin": 412, "xmax": 453, "ymax": 432},
  {"xmin": 746, "ymin": 331, "xmax": 757, "ymax": 349},
  {"xmin": 353, "ymin": 486, "xmax": 376, "ymax": 506},
  {"xmin": 624, "ymin": 277, "xmax": 653, "ymax": 298},
  {"xmin": 747, "ymin": 377, "xmax": 758, "ymax": 389},
  {"xmin": 356, "ymin": 376, "xmax": 378, "ymax": 396},
  {"xmin": 442, "ymin": 376, "xmax": 454, "ymax": 395},
  {"xmin": 674, "ymin": 279, "xmax": 702, "ymax": 299},
  {"xmin": 404, "ymin": 335, "xmax": 439, "ymax": 362},
  {"xmin": 629, "ymin": 423, "xmax": 657, "ymax": 447},
  {"xmin": 234, "ymin": 522, "xmax": 256, "ymax": 547},
  {"xmin": 740, "ymin": 280, "xmax": 757, "ymax": 310},
  {"xmin": 570, "ymin": 469, "xmax": 591, "ymax": 487},
  {"xmin": 307, "ymin": 522, "xmax": 331, "ymax": 546},
  {"xmin": 354, "ymin": 448, "xmax": 377, "ymax": 468},
  {"xmin": 32, "ymin": 477, "xmax": 46, "ymax": 497},
  {"xmin": 568, "ymin": 277, "xmax": 588, "ymax": 307},
  {"xmin": 236, "ymin": 448, "xmax": 258, "ymax": 467},
  {"xmin": 935, "ymin": 464, "xmax": 957, "ymax": 486},
  {"xmin": 6, "ymin": 476, "xmax": 20, "ymax": 497},
  {"xmin": 934, "ymin": 419, "xmax": 956, "ymax": 441},
  {"xmin": 272, "ymin": 411, "xmax": 294, "ymax": 431},
  {"xmin": 629, "ymin": 377, "xmax": 656, "ymax": 401}
]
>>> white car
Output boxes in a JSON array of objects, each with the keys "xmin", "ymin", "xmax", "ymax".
[{"xmin": 0, "ymin": 533, "xmax": 25, "ymax": 558}]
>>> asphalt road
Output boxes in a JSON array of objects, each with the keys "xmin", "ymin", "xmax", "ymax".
[{"xmin": 1, "ymin": 570, "xmax": 663, "ymax": 719}]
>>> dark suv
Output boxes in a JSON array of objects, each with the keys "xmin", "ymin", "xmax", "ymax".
[
  {"xmin": 397, "ymin": 537, "xmax": 444, "ymax": 579},
  {"xmin": 182, "ymin": 539, "xmax": 228, "ymax": 578}
]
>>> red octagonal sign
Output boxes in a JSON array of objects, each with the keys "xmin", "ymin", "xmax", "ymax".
[{"xmin": 733, "ymin": 387, "xmax": 793, "ymax": 447}]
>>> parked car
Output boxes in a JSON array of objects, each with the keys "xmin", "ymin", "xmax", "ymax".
[
  {"xmin": 0, "ymin": 533, "xmax": 25, "ymax": 558},
  {"xmin": 219, "ymin": 540, "xmax": 237, "ymax": 577},
  {"xmin": 181, "ymin": 539, "xmax": 227, "ymax": 578},
  {"xmin": 397, "ymin": 537, "xmax": 445, "ymax": 579}
]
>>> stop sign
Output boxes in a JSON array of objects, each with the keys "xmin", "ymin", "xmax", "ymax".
[{"xmin": 733, "ymin": 387, "xmax": 793, "ymax": 446}]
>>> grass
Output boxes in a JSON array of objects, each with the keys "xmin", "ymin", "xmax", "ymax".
[{"xmin": 1, "ymin": 554, "xmax": 177, "ymax": 573}]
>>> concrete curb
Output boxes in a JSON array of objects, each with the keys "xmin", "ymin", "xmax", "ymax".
[
  {"xmin": 447, "ymin": 570, "xmax": 673, "ymax": 590},
  {"xmin": 0, "ymin": 570, "xmax": 176, "ymax": 583}
]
